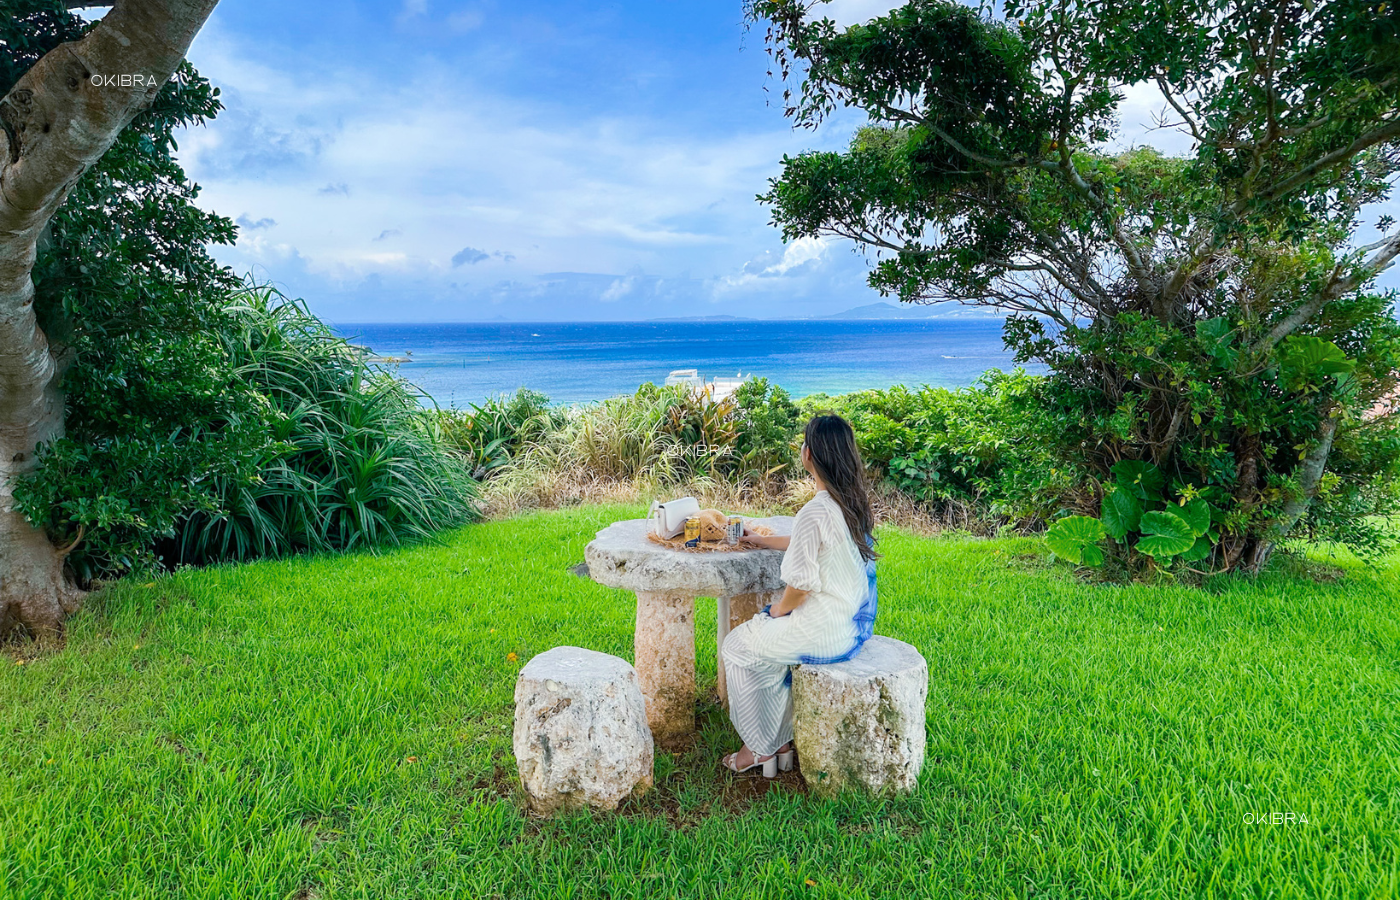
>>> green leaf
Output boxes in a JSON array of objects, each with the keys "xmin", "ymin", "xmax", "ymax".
[
  {"xmin": 1177, "ymin": 535, "xmax": 1213, "ymax": 563},
  {"xmin": 1111, "ymin": 459, "xmax": 1165, "ymax": 501},
  {"xmin": 1174, "ymin": 498, "xmax": 1211, "ymax": 537},
  {"xmin": 1196, "ymin": 317, "xmax": 1231, "ymax": 345},
  {"xmin": 1136, "ymin": 510, "xmax": 1196, "ymax": 557},
  {"xmin": 1101, "ymin": 488, "xmax": 1142, "ymax": 539},
  {"xmin": 1279, "ymin": 335, "xmax": 1355, "ymax": 380},
  {"xmin": 1046, "ymin": 515, "xmax": 1107, "ymax": 565}
]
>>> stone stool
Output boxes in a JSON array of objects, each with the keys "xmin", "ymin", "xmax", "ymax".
[
  {"xmin": 513, "ymin": 646, "xmax": 654, "ymax": 814},
  {"xmin": 791, "ymin": 636, "xmax": 928, "ymax": 798}
]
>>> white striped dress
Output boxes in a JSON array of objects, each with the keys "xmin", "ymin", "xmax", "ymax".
[{"xmin": 722, "ymin": 490, "xmax": 874, "ymax": 756}]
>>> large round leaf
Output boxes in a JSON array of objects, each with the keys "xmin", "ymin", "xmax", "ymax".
[
  {"xmin": 1046, "ymin": 515, "xmax": 1107, "ymax": 565},
  {"xmin": 1101, "ymin": 488, "xmax": 1143, "ymax": 539},
  {"xmin": 1174, "ymin": 498, "xmax": 1211, "ymax": 537},
  {"xmin": 1177, "ymin": 535, "xmax": 1213, "ymax": 563},
  {"xmin": 1111, "ymin": 459, "xmax": 1165, "ymax": 501},
  {"xmin": 1280, "ymin": 335, "xmax": 1355, "ymax": 378},
  {"xmin": 1136, "ymin": 510, "xmax": 1196, "ymax": 557}
]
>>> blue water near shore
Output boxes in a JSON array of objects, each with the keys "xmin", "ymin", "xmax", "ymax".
[{"xmin": 333, "ymin": 319, "xmax": 1040, "ymax": 407}]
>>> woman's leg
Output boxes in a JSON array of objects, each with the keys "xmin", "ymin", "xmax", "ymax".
[{"xmin": 721, "ymin": 621, "xmax": 795, "ymax": 758}]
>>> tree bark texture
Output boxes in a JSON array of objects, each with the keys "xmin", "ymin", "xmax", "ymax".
[
  {"xmin": 1247, "ymin": 414, "xmax": 1340, "ymax": 572},
  {"xmin": 0, "ymin": 0, "xmax": 219, "ymax": 636}
]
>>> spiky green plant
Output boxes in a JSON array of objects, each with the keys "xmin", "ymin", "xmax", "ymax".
[{"xmin": 174, "ymin": 286, "xmax": 477, "ymax": 562}]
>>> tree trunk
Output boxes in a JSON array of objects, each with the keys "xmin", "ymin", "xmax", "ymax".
[
  {"xmin": 1218, "ymin": 430, "xmax": 1261, "ymax": 571},
  {"xmin": 1247, "ymin": 414, "xmax": 1339, "ymax": 572},
  {"xmin": 0, "ymin": 300, "xmax": 77, "ymax": 636},
  {"xmin": 0, "ymin": 0, "xmax": 219, "ymax": 637}
]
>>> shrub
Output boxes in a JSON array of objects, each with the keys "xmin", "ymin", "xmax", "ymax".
[
  {"xmin": 16, "ymin": 287, "xmax": 477, "ymax": 578},
  {"xmin": 730, "ymin": 377, "xmax": 801, "ymax": 481},
  {"xmin": 173, "ymin": 288, "xmax": 477, "ymax": 563},
  {"xmin": 1024, "ymin": 294, "xmax": 1400, "ymax": 572},
  {"xmin": 440, "ymin": 388, "xmax": 565, "ymax": 479},
  {"xmin": 802, "ymin": 370, "xmax": 1072, "ymax": 523}
]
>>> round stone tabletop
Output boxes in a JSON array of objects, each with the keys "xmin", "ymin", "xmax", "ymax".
[{"xmin": 584, "ymin": 516, "xmax": 795, "ymax": 597}]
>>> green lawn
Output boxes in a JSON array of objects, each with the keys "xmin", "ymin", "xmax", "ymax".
[{"xmin": 2, "ymin": 505, "xmax": 1397, "ymax": 899}]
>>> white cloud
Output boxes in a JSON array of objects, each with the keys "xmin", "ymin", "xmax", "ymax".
[
  {"xmin": 716, "ymin": 236, "xmax": 837, "ymax": 293},
  {"xmin": 821, "ymin": 0, "xmax": 903, "ymax": 27},
  {"xmin": 398, "ymin": 0, "xmax": 428, "ymax": 24},
  {"xmin": 600, "ymin": 277, "xmax": 636, "ymax": 302},
  {"xmin": 177, "ymin": 30, "xmax": 847, "ymax": 299},
  {"xmin": 447, "ymin": 9, "xmax": 484, "ymax": 32},
  {"xmin": 768, "ymin": 236, "xmax": 830, "ymax": 274}
]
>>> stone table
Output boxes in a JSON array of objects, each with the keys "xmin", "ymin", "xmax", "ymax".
[{"xmin": 584, "ymin": 516, "xmax": 793, "ymax": 741}]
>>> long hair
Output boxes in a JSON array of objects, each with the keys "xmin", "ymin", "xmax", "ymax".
[{"xmin": 803, "ymin": 414, "xmax": 878, "ymax": 562}]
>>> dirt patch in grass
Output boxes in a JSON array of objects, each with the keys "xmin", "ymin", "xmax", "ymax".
[
  {"xmin": 714, "ymin": 763, "xmax": 809, "ymax": 812},
  {"xmin": 300, "ymin": 814, "xmax": 347, "ymax": 853},
  {"xmin": 2, "ymin": 630, "xmax": 66, "ymax": 662},
  {"xmin": 459, "ymin": 748, "xmax": 523, "ymax": 803},
  {"xmin": 610, "ymin": 755, "xmax": 810, "ymax": 830}
]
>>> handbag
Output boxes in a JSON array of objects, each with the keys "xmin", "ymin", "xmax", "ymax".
[{"xmin": 649, "ymin": 496, "xmax": 701, "ymax": 539}]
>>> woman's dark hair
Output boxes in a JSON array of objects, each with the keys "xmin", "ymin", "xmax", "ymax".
[{"xmin": 803, "ymin": 414, "xmax": 878, "ymax": 562}]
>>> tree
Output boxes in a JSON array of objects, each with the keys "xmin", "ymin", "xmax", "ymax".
[
  {"xmin": 751, "ymin": 0, "xmax": 1400, "ymax": 572},
  {"xmin": 0, "ymin": 0, "xmax": 220, "ymax": 635}
]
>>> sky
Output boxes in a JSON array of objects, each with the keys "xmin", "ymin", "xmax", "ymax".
[{"xmin": 136, "ymin": 0, "xmax": 1399, "ymax": 324}]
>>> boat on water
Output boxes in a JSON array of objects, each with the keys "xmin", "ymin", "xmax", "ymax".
[{"xmin": 664, "ymin": 368, "xmax": 750, "ymax": 401}]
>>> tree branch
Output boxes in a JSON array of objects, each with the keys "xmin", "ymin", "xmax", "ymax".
[
  {"xmin": 1254, "ymin": 231, "xmax": 1400, "ymax": 354},
  {"xmin": 1257, "ymin": 117, "xmax": 1400, "ymax": 205},
  {"xmin": 1, "ymin": 0, "xmax": 220, "ymax": 497},
  {"xmin": 1257, "ymin": 411, "xmax": 1339, "ymax": 558},
  {"xmin": 1154, "ymin": 75, "xmax": 1205, "ymax": 146}
]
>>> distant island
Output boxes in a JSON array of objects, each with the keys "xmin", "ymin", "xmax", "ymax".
[
  {"xmin": 649, "ymin": 314, "xmax": 757, "ymax": 322},
  {"xmin": 646, "ymin": 301, "xmax": 998, "ymax": 322},
  {"xmin": 818, "ymin": 302, "xmax": 943, "ymax": 320}
]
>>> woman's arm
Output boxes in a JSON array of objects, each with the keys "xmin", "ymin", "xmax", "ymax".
[
  {"xmin": 768, "ymin": 584, "xmax": 810, "ymax": 617},
  {"xmin": 738, "ymin": 533, "xmax": 804, "ymax": 613},
  {"xmin": 739, "ymin": 530, "xmax": 791, "ymax": 551}
]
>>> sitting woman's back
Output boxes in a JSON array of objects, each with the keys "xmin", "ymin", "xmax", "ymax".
[
  {"xmin": 720, "ymin": 414, "xmax": 880, "ymax": 777},
  {"xmin": 780, "ymin": 490, "xmax": 877, "ymax": 664}
]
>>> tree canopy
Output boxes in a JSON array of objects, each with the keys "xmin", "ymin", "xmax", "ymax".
[
  {"xmin": 751, "ymin": 0, "xmax": 1400, "ymax": 572},
  {"xmin": 1, "ymin": 2, "xmax": 475, "ymax": 635}
]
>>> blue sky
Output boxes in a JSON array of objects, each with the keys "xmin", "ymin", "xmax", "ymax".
[{"xmin": 161, "ymin": 1, "xmax": 1399, "ymax": 324}]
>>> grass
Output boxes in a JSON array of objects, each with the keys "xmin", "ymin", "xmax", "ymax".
[{"xmin": 2, "ymin": 504, "xmax": 1398, "ymax": 899}]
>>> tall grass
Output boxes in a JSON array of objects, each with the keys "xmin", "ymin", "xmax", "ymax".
[
  {"xmin": 444, "ymin": 383, "xmax": 767, "ymax": 514},
  {"xmin": 453, "ymin": 379, "xmax": 1030, "ymax": 535},
  {"xmin": 172, "ymin": 287, "xmax": 477, "ymax": 562}
]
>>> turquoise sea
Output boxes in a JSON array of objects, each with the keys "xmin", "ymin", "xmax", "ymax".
[{"xmin": 333, "ymin": 319, "xmax": 1041, "ymax": 407}]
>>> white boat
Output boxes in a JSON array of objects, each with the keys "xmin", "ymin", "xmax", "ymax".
[{"xmin": 664, "ymin": 368, "xmax": 702, "ymax": 389}]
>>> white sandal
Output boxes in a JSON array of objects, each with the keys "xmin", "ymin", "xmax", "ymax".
[
  {"xmin": 722, "ymin": 748, "xmax": 778, "ymax": 779},
  {"xmin": 776, "ymin": 744, "xmax": 795, "ymax": 773}
]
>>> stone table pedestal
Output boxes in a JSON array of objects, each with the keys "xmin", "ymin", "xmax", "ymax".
[{"xmin": 585, "ymin": 516, "xmax": 793, "ymax": 742}]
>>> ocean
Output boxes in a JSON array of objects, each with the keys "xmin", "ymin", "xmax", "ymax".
[{"xmin": 332, "ymin": 319, "xmax": 1040, "ymax": 407}]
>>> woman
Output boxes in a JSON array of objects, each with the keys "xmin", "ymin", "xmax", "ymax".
[{"xmin": 721, "ymin": 413, "xmax": 879, "ymax": 778}]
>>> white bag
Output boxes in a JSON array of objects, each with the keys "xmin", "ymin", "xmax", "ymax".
[{"xmin": 649, "ymin": 496, "xmax": 701, "ymax": 539}]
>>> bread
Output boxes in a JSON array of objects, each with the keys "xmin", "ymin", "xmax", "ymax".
[{"xmin": 697, "ymin": 508, "xmax": 729, "ymax": 542}]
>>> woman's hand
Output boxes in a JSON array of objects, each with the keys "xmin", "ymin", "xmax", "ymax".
[
  {"xmin": 738, "ymin": 530, "xmax": 771, "ymax": 549},
  {"xmin": 740, "ymin": 527, "xmax": 790, "ymax": 551}
]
